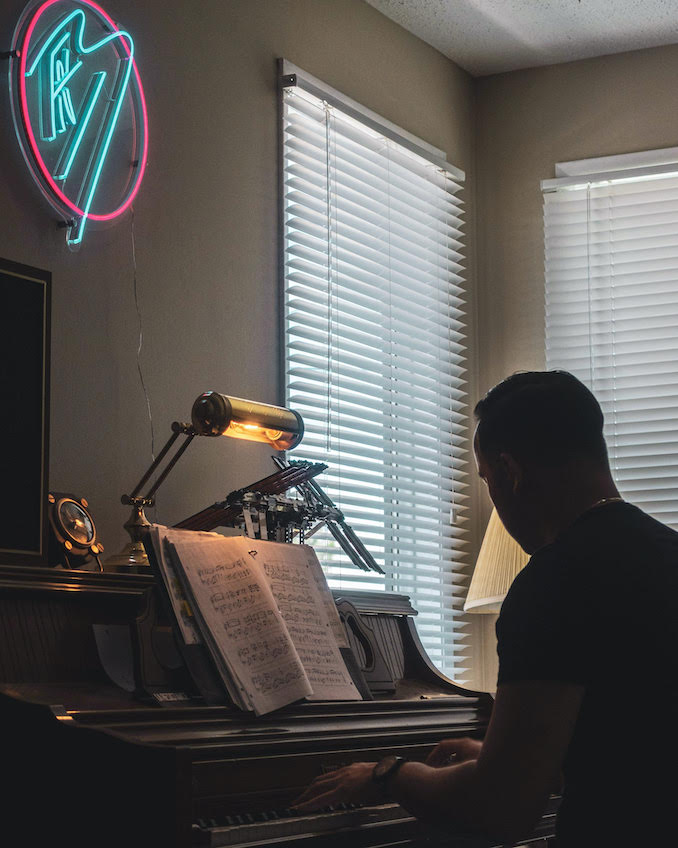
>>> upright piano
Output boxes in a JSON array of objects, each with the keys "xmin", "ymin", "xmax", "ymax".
[{"xmin": 0, "ymin": 565, "xmax": 558, "ymax": 847}]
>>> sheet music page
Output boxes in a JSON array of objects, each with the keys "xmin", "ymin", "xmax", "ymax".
[
  {"xmin": 232, "ymin": 538, "xmax": 361, "ymax": 702},
  {"xmin": 146, "ymin": 525, "xmax": 205, "ymax": 646},
  {"xmin": 168, "ymin": 534, "xmax": 313, "ymax": 715},
  {"xmin": 300, "ymin": 544, "xmax": 350, "ymax": 650},
  {"xmin": 148, "ymin": 525, "xmax": 254, "ymax": 708}
]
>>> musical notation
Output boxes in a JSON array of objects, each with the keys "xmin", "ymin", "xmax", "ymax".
[
  {"xmin": 165, "ymin": 534, "xmax": 311, "ymax": 714},
  {"xmin": 255, "ymin": 545, "xmax": 358, "ymax": 701},
  {"xmin": 148, "ymin": 528, "xmax": 360, "ymax": 714},
  {"xmin": 151, "ymin": 525, "xmax": 361, "ymax": 715}
]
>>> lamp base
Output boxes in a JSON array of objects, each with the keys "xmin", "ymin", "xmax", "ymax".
[
  {"xmin": 104, "ymin": 539, "xmax": 150, "ymax": 573},
  {"xmin": 104, "ymin": 503, "xmax": 152, "ymax": 573}
]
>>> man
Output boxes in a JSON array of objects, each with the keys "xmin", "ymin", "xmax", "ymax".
[{"xmin": 292, "ymin": 371, "xmax": 678, "ymax": 846}]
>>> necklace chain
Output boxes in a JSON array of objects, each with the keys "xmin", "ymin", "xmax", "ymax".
[{"xmin": 589, "ymin": 496, "xmax": 624, "ymax": 510}]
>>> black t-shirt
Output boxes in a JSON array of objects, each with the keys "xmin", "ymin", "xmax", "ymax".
[{"xmin": 496, "ymin": 501, "xmax": 678, "ymax": 846}]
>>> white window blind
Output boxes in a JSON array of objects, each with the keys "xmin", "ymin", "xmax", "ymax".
[
  {"xmin": 544, "ymin": 150, "xmax": 678, "ymax": 528},
  {"xmin": 281, "ymin": 67, "xmax": 470, "ymax": 679}
]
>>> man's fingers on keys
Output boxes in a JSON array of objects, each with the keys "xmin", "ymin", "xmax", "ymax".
[
  {"xmin": 291, "ymin": 774, "xmax": 341, "ymax": 807},
  {"xmin": 291, "ymin": 788, "xmax": 338, "ymax": 812}
]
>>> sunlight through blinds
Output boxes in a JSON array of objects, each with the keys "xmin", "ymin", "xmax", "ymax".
[
  {"xmin": 282, "ymin": 76, "xmax": 470, "ymax": 679},
  {"xmin": 545, "ymin": 159, "xmax": 678, "ymax": 529}
]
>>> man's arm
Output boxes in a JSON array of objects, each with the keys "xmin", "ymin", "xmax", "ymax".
[{"xmin": 292, "ymin": 680, "xmax": 583, "ymax": 844}]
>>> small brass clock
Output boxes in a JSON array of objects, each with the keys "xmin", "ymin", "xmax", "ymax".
[{"xmin": 48, "ymin": 493, "xmax": 104, "ymax": 571}]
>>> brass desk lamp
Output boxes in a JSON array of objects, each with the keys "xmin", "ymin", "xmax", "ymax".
[{"xmin": 106, "ymin": 393, "xmax": 304, "ymax": 572}]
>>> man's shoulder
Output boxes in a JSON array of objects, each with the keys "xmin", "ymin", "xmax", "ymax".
[
  {"xmin": 502, "ymin": 503, "xmax": 678, "ymax": 619},
  {"xmin": 570, "ymin": 501, "xmax": 678, "ymax": 541},
  {"xmin": 562, "ymin": 502, "xmax": 678, "ymax": 570}
]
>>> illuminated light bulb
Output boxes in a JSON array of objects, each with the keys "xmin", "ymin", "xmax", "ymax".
[{"xmin": 192, "ymin": 393, "xmax": 304, "ymax": 451}]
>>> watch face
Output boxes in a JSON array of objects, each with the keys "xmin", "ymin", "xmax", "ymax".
[{"xmin": 57, "ymin": 499, "xmax": 95, "ymax": 547}]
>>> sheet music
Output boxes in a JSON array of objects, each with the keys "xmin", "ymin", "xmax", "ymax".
[
  {"xmin": 148, "ymin": 525, "xmax": 257, "ymax": 706},
  {"xmin": 238, "ymin": 538, "xmax": 360, "ymax": 702},
  {"xmin": 146, "ymin": 525, "xmax": 204, "ymax": 646},
  {"xmin": 300, "ymin": 544, "xmax": 350, "ymax": 650},
  {"xmin": 168, "ymin": 535, "xmax": 312, "ymax": 715}
]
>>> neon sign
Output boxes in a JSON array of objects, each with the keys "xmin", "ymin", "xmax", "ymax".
[{"xmin": 7, "ymin": 0, "xmax": 148, "ymax": 248}]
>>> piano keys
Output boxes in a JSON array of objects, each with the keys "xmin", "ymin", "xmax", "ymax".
[{"xmin": 193, "ymin": 799, "xmax": 561, "ymax": 847}]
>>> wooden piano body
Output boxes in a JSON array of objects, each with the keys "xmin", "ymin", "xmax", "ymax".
[{"xmin": 0, "ymin": 565, "xmax": 557, "ymax": 847}]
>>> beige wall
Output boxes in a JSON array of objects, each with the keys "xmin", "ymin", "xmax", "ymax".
[
  {"xmin": 473, "ymin": 43, "xmax": 678, "ymax": 690},
  {"xmin": 475, "ymin": 43, "xmax": 678, "ymax": 401},
  {"xmin": 0, "ymin": 1, "xmax": 475, "ymax": 566}
]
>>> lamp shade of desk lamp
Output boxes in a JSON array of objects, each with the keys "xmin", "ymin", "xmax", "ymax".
[
  {"xmin": 191, "ymin": 392, "xmax": 304, "ymax": 449},
  {"xmin": 464, "ymin": 508, "xmax": 530, "ymax": 613}
]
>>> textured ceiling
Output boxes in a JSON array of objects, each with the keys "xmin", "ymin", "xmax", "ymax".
[{"xmin": 364, "ymin": 0, "xmax": 678, "ymax": 76}]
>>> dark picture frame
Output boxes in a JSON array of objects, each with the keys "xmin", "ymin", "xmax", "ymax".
[{"xmin": 0, "ymin": 258, "xmax": 51, "ymax": 566}]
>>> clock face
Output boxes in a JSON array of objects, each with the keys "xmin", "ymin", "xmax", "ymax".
[{"xmin": 57, "ymin": 499, "xmax": 95, "ymax": 547}]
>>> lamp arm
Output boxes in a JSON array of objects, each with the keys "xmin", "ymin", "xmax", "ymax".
[
  {"xmin": 123, "ymin": 422, "xmax": 195, "ymax": 506},
  {"xmin": 145, "ymin": 431, "xmax": 195, "ymax": 501}
]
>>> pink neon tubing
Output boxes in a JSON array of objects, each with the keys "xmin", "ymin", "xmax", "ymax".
[{"xmin": 18, "ymin": 0, "xmax": 148, "ymax": 221}]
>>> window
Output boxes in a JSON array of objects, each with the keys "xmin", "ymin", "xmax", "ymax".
[
  {"xmin": 280, "ymin": 62, "xmax": 469, "ymax": 679},
  {"xmin": 544, "ymin": 148, "xmax": 678, "ymax": 528}
]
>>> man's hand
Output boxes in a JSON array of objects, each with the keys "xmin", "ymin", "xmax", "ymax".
[
  {"xmin": 426, "ymin": 737, "xmax": 482, "ymax": 768},
  {"xmin": 290, "ymin": 763, "xmax": 383, "ymax": 812},
  {"xmin": 290, "ymin": 739, "xmax": 480, "ymax": 815},
  {"xmin": 289, "ymin": 680, "xmax": 581, "ymax": 840}
]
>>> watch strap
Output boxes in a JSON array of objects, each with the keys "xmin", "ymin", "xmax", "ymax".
[{"xmin": 372, "ymin": 755, "xmax": 408, "ymax": 795}]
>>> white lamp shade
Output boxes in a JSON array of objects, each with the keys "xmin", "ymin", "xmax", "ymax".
[{"xmin": 464, "ymin": 508, "xmax": 530, "ymax": 613}]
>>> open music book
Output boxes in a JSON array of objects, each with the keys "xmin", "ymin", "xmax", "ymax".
[{"xmin": 146, "ymin": 525, "xmax": 362, "ymax": 715}]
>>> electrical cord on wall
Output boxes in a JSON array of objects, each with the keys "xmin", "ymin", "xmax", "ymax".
[{"xmin": 131, "ymin": 206, "xmax": 157, "ymax": 520}]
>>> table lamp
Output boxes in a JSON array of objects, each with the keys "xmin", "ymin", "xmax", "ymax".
[
  {"xmin": 463, "ymin": 508, "xmax": 530, "ymax": 613},
  {"xmin": 106, "ymin": 393, "xmax": 304, "ymax": 572}
]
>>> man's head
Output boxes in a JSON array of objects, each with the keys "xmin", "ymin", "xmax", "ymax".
[
  {"xmin": 473, "ymin": 371, "xmax": 611, "ymax": 551},
  {"xmin": 474, "ymin": 370, "xmax": 608, "ymax": 467}
]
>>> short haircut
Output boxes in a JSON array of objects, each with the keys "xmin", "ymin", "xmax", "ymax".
[{"xmin": 474, "ymin": 370, "xmax": 608, "ymax": 466}]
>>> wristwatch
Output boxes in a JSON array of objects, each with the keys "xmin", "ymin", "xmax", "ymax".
[{"xmin": 372, "ymin": 755, "xmax": 408, "ymax": 795}]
